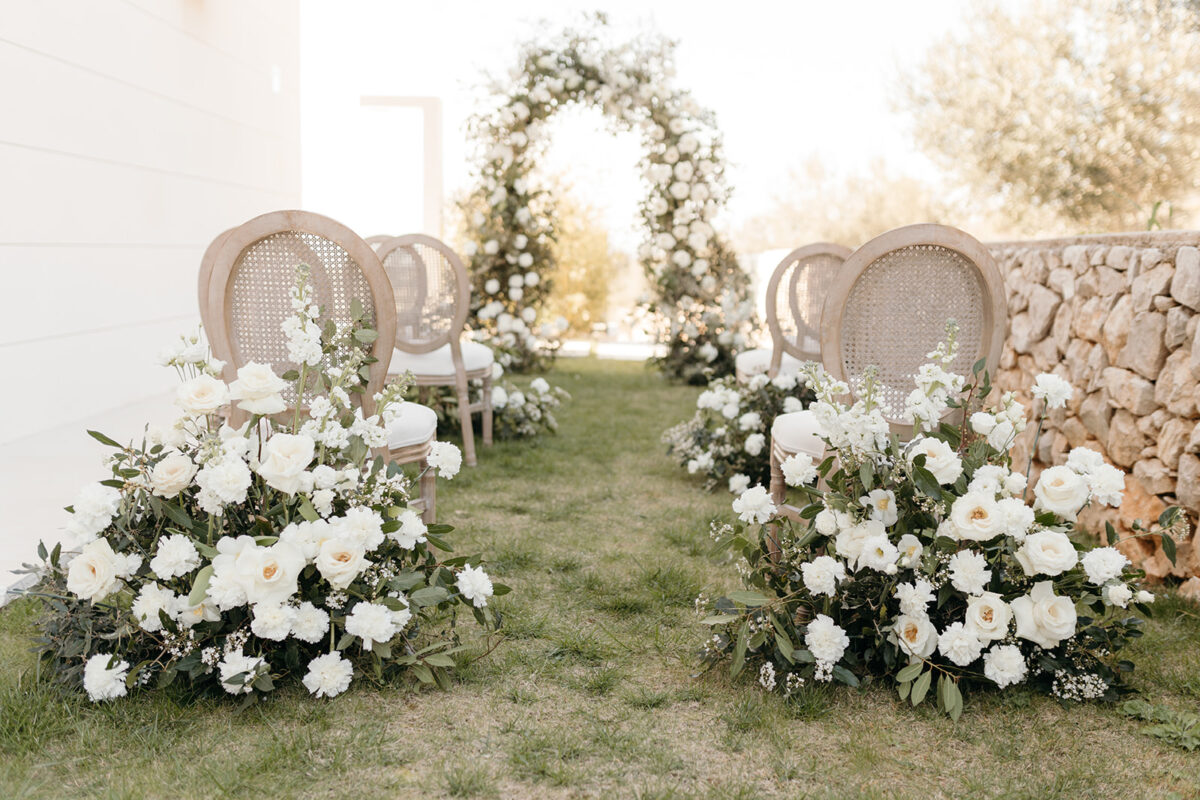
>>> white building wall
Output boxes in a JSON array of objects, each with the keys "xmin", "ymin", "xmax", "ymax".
[{"xmin": 0, "ymin": 0, "xmax": 301, "ymax": 444}]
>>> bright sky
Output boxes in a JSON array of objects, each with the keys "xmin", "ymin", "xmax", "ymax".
[{"xmin": 301, "ymin": 1, "xmax": 971, "ymax": 251}]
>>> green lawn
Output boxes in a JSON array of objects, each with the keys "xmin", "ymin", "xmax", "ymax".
[{"xmin": 2, "ymin": 357, "xmax": 1199, "ymax": 799}]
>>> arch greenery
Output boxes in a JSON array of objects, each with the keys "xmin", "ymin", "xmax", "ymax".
[{"xmin": 459, "ymin": 17, "xmax": 753, "ymax": 382}]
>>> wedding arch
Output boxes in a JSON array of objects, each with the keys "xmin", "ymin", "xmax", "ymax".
[{"xmin": 459, "ymin": 17, "xmax": 753, "ymax": 382}]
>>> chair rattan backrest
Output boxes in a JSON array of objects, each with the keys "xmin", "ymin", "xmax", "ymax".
[
  {"xmin": 765, "ymin": 243, "xmax": 852, "ymax": 369},
  {"xmin": 204, "ymin": 210, "xmax": 397, "ymax": 418},
  {"xmin": 364, "ymin": 235, "xmax": 392, "ymax": 251},
  {"xmin": 375, "ymin": 234, "xmax": 470, "ymax": 355},
  {"xmin": 820, "ymin": 224, "xmax": 1007, "ymax": 431}
]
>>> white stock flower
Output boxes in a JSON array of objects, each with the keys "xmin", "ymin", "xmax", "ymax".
[
  {"xmin": 861, "ymin": 489, "xmax": 898, "ymax": 526},
  {"xmin": 949, "ymin": 492, "xmax": 1005, "ymax": 542},
  {"xmin": 744, "ymin": 433, "xmax": 765, "ymax": 456},
  {"xmin": 738, "ymin": 411, "xmax": 761, "ymax": 431},
  {"xmin": 428, "ymin": 442, "xmax": 462, "ymax": 479},
  {"xmin": 937, "ymin": 622, "xmax": 985, "ymax": 667},
  {"xmin": 1081, "ymin": 547, "xmax": 1129, "ymax": 585},
  {"xmin": 256, "ymin": 433, "xmax": 315, "ymax": 495},
  {"xmin": 250, "ymin": 603, "xmax": 296, "ymax": 641},
  {"xmin": 83, "ymin": 654, "xmax": 129, "ymax": 702},
  {"xmin": 303, "ymin": 652, "xmax": 354, "ymax": 698},
  {"xmin": 175, "ymin": 374, "xmax": 228, "ymax": 416},
  {"xmin": 291, "ymin": 601, "xmax": 331, "ymax": 643},
  {"xmin": 149, "ymin": 533, "xmax": 201, "ymax": 580},
  {"xmin": 964, "ymin": 592, "xmax": 1012, "ymax": 641},
  {"xmin": 530, "ymin": 377, "xmax": 550, "ymax": 395},
  {"xmin": 967, "ymin": 465, "xmax": 1008, "ymax": 496},
  {"xmin": 782, "ymin": 454, "xmax": 818, "ymax": 487},
  {"xmin": 131, "ymin": 584, "xmax": 178, "ymax": 632},
  {"xmin": 150, "ymin": 452, "xmax": 197, "ymax": 499},
  {"xmin": 1105, "ymin": 583, "xmax": 1134, "ymax": 608},
  {"xmin": 316, "ymin": 537, "xmax": 367, "ymax": 590},
  {"xmin": 983, "ymin": 644, "xmax": 1027, "ymax": 688},
  {"xmin": 895, "ymin": 580, "xmax": 934, "ymax": 617},
  {"xmin": 492, "ymin": 386, "xmax": 508, "ymax": 409},
  {"xmin": 485, "ymin": 278, "xmax": 501, "ymax": 295},
  {"xmin": 390, "ymin": 509, "xmax": 428, "ymax": 549},
  {"xmin": 456, "ymin": 563, "xmax": 494, "ymax": 608},
  {"xmin": 800, "ymin": 556, "xmax": 845, "ymax": 597},
  {"xmin": 67, "ymin": 539, "xmax": 132, "ymax": 603},
  {"xmin": 1033, "ymin": 466, "xmax": 1089, "ymax": 520},
  {"xmin": 218, "ymin": 651, "xmax": 265, "ymax": 695},
  {"xmin": 947, "ymin": 550, "xmax": 992, "ymax": 595},
  {"xmin": 805, "ymin": 614, "xmax": 849, "ymax": 664},
  {"xmin": 1135, "ymin": 590, "xmax": 1155, "ymax": 604},
  {"xmin": 1014, "ymin": 530, "xmax": 1079, "ymax": 577},
  {"xmin": 345, "ymin": 601, "xmax": 397, "ymax": 651},
  {"xmin": 68, "ymin": 483, "xmax": 123, "ymax": 542},
  {"xmin": 1031, "ymin": 373, "xmax": 1073, "ymax": 409},
  {"xmin": 1011, "ymin": 581, "xmax": 1077, "ymax": 649},
  {"xmin": 893, "ymin": 614, "xmax": 937, "ymax": 659},
  {"xmin": 732, "ymin": 486, "xmax": 776, "ymax": 525},
  {"xmin": 783, "ymin": 396, "xmax": 804, "ymax": 413},
  {"xmin": 227, "ymin": 362, "xmax": 288, "ymax": 415},
  {"xmin": 907, "ymin": 437, "xmax": 963, "ymax": 485},
  {"xmin": 728, "ymin": 473, "xmax": 750, "ymax": 495}
]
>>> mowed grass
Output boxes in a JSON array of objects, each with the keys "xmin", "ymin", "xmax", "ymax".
[{"xmin": 2, "ymin": 356, "xmax": 1199, "ymax": 799}]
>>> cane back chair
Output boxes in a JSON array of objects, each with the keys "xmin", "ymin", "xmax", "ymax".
[
  {"xmin": 768, "ymin": 224, "xmax": 1008, "ymax": 520},
  {"xmin": 735, "ymin": 243, "xmax": 852, "ymax": 382},
  {"xmin": 203, "ymin": 211, "xmax": 440, "ymax": 521},
  {"xmin": 376, "ymin": 234, "xmax": 494, "ymax": 468}
]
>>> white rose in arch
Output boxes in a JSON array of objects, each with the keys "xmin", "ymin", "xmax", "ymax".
[
  {"xmin": 66, "ymin": 539, "xmax": 127, "ymax": 603},
  {"xmin": 1011, "ymin": 581, "xmax": 1077, "ymax": 649},
  {"xmin": 964, "ymin": 592, "xmax": 1012, "ymax": 641},
  {"xmin": 1033, "ymin": 465, "xmax": 1090, "ymax": 520},
  {"xmin": 949, "ymin": 491, "xmax": 1006, "ymax": 541},
  {"xmin": 315, "ymin": 536, "xmax": 367, "ymax": 590},
  {"xmin": 1014, "ymin": 530, "xmax": 1079, "ymax": 577},
  {"xmin": 485, "ymin": 278, "xmax": 500, "ymax": 295},
  {"xmin": 524, "ymin": 271, "xmax": 539, "ymax": 287},
  {"xmin": 150, "ymin": 451, "xmax": 198, "ymax": 498},
  {"xmin": 669, "ymin": 181, "xmax": 690, "ymax": 200},
  {"xmin": 906, "ymin": 437, "xmax": 963, "ymax": 485},
  {"xmin": 517, "ymin": 252, "xmax": 533, "ymax": 268},
  {"xmin": 227, "ymin": 362, "xmax": 289, "ymax": 416},
  {"xmin": 893, "ymin": 614, "xmax": 938, "ymax": 660},
  {"xmin": 175, "ymin": 374, "xmax": 228, "ymax": 416},
  {"xmin": 256, "ymin": 433, "xmax": 315, "ymax": 495}
]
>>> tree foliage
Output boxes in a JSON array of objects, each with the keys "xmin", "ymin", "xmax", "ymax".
[{"xmin": 904, "ymin": 0, "xmax": 1200, "ymax": 231}]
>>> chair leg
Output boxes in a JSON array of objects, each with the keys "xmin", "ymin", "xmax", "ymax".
[
  {"xmin": 419, "ymin": 455, "xmax": 436, "ymax": 524},
  {"xmin": 455, "ymin": 372, "xmax": 477, "ymax": 467},
  {"xmin": 481, "ymin": 373, "xmax": 494, "ymax": 447}
]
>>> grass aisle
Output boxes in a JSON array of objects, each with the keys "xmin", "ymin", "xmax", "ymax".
[{"xmin": 2, "ymin": 357, "xmax": 1199, "ymax": 799}]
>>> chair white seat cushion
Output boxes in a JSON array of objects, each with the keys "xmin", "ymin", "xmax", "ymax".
[
  {"xmin": 387, "ymin": 401, "xmax": 437, "ymax": 449},
  {"xmin": 735, "ymin": 348, "xmax": 803, "ymax": 380},
  {"xmin": 389, "ymin": 341, "xmax": 495, "ymax": 378},
  {"xmin": 771, "ymin": 410, "xmax": 825, "ymax": 458}
]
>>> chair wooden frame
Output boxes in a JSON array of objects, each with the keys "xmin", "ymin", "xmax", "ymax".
[
  {"xmin": 763, "ymin": 242, "xmax": 852, "ymax": 377},
  {"xmin": 202, "ymin": 211, "xmax": 437, "ymax": 521},
  {"xmin": 768, "ymin": 223, "xmax": 1008, "ymax": 525},
  {"xmin": 376, "ymin": 233, "xmax": 493, "ymax": 468}
]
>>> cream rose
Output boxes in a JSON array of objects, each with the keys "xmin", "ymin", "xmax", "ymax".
[
  {"xmin": 236, "ymin": 541, "xmax": 305, "ymax": 606},
  {"xmin": 256, "ymin": 433, "xmax": 315, "ymax": 495},
  {"xmin": 907, "ymin": 437, "xmax": 963, "ymax": 485},
  {"xmin": 1014, "ymin": 530, "xmax": 1079, "ymax": 577},
  {"xmin": 227, "ymin": 362, "xmax": 288, "ymax": 415},
  {"xmin": 893, "ymin": 614, "xmax": 937, "ymax": 659},
  {"xmin": 315, "ymin": 537, "xmax": 367, "ymax": 590},
  {"xmin": 150, "ymin": 452, "xmax": 197, "ymax": 498},
  {"xmin": 66, "ymin": 539, "xmax": 126, "ymax": 603},
  {"xmin": 1011, "ymin": 581, "xmax": 1077, "ymax": 648},
  {"xmin": 1033, "ymin": 465, "xmax": 1090, "ymax": 520},
  {"xmin": 964, "ymin": 592, "xmax": 1012, "ymax": 642},
  {"xmin": 949, "ymin": 491, "xmax": 1005, "ymax": 541},
  {"xmin": 175, "ymin": 374, "xmax": 228, "ymax": 416}
]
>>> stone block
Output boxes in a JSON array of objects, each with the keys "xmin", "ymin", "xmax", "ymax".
[
  {"xmin": 1080, "ymin": 389, "xmax": 1113, "ymax": 442},
  {"xmin": 1166, "ymin": 306, "xmax": 1192, "ymax": 349},
  {"xmin": 1095, "ymin": 266, "xmax": 1125, "ymax": 296},
  {"xmin": 1177, "ymin": 453, "xmax": 1200, "ymax": 512},
  {"xmin": 1157, "ymin": 418, "xmax": 1192, "ymax": 471},
  {"xmin": 1107, "ymin": 409, "xmax": 1147, "ymax": 467},
  {"xmin": 1117, "ymin": 311, "xmax": 1167, "ymax": 379},
  {"xmin": 1102, "ymin": 367, "xmax": 1159, "ymax": 415},
  {"xmin": 1026, "ymin": 284, "xmax": 1061, "ymax": 339},
  {"xmin": 1133, "ymin": 458, "xmax": 1174, "ymax": 494},
  {"xmin": 1101, "ymin": 295, "xmax": 1133, "ymax": 362},
  {"xmin": 1064, "ymin": 244, "xmax": 1089, "ymax": 274},
  {"xmin": 1170, "ymin": 246, "xmax": 1200, "ymax": 310},
  {"xmin": 1107, "ymin": 245, "xmax": 1134, "ymax": 270},
  {"xmin": 1154, "ymin": 349, "xmax": 1199, "ymax": 417},
  {"xmin": 1131, "ymin": 262, "xmax": 1174, "ymax": 312}
]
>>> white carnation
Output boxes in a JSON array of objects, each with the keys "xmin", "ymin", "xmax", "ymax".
[
  {"xmin": 218, "ymin": 651, "xmax": 266, "ymax": 695},
  {"xmin": 732, "ymin": 486, "xmax": 776, "ymax": 525},
  {"xmin": 303, "ymin": 652, "xmax": 354, "ymax": 698},
  {"xmin": 937, "ymin": 622, "xmax": 985, "ymax": 666},
  {"xmin": 894, "ymin": 580, "xmax": 934, "ymax": 617},
  {"xmin": 983, "ymin": 644, "xmax": 1027, "ymax": 688},
  {"xmin": 782, "ymin": 453, "xmax": 818, "ymax": 487},
  {"xmin": 428, "ymin": 441, "xmax": 462, "ymax": 479},
  {"xmin": 800, "ymin": 556, "xmax": 845, "ymax": 597},
  {"xmin": 83, "ymin": 653, "xmax": 129, "ymax": 702},
  {"xmin": 149, "ymin": 533, "xmax": 201, "ymax": 580},
  {"xmin": 947, "ymin": 550, "xmax": 991, "ymax": 595},
  {"xmin": 291, "ymin": 601, "xmax": 331, "ymax": 643},
  {"xmin": 250, "ymin": 603, "xmax": 296, "ymax": 641},
  {"xmin": 805, "ymin": 614, "xmax": 849, "ymax": 665},
  {"xmin": 1031, "ymin": 373, "xmax": 1073, "ymax": 409},
  {"xmin": 345, "ymin": 602, "xmax": 397, "ymax": 651},
  {"xmin": 131, "ymin": 584, "xmax": 179, "ymax": 632},
  {"xmin": 456, "ymin": 563, "xmax": 494, "ymax": 608},
  {"xmin": 390, "ymin": 509, "xmax": 428, "ymax": 549},
  {"xmin": 1081, "ymin": 547, "xmax": 1129, "ymax": 585}
]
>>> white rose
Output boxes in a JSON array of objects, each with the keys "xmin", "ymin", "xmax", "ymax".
[
  {"xmin": 949, "ymin": 492, "xmax": 1005, "ymax": 541},
  {"xmin": 175, "ymin": 374, "xmax": 228, "ymax": 416},
  {"xmin": 1033, "ymin": 465, "xmax": 1090, "ymax": 520},
  {"xmin": 893, "ymin": 614, "xmax": 937, "ymax": 659},
  {"xmin": 896, "ymin": 534, "xmax": 923, "ymax": 568},
  {"xmin": 256, "ymin": 433, "xmax": 315, "ymax": 494},
  {"xmin": 907, "ymin": 437, "xmax": 963, "ymax": 485},
  {"xmin": 964, "ymin": 592, "xmax": 1012, "ymax": 642},
  {"xmin": 969, "ymin": 412, "xmax": 996, "ymax": 435},
  {"xmin": 150, "ymin": 452, "xmax": 197, "ymax": 498},
  {"xmin": 236, "ymin": 541, "xmax": 305, "ymax": 606},
  {"xmin": 315, "ymin": 537, "xmax": 367, "ymax": 590},
  {"xmin": 67, "ymin": 539, "xmax": 127, "ymax": 603},
  {"xmin": 1011, "ymin": 581, "xmax": 1077, "ymax": 649},
  {"xmin": 227, "ymin": 362, "xmax": 288, "ymax": 416},
  {"xmin": 1014, "ymin": 530, "xmax": 1079, "ymax": 577},
  {"xmin": 814, "ymin": 508, "xmax": 838, "ymax": 536}
]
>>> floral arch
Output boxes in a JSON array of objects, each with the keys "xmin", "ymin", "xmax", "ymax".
[{"xmin": 459, "ymin": 18, "xmax": 753, "ymax": 382}]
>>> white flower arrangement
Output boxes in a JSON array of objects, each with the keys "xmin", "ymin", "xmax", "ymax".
[
  {"xmin": 701, "ymin": 331, "xmax": 1182, "ymax": 718},
  {"xmin": 425, "ymin": 363, "xmax": 570, "ymax": 442},
  {"xmin": 460, "ymin": 16, "xmax": 752, "ymax": 380},
  {"xmin": 24, "ymin": 266, "xmax": 506, "ymax": 704}
]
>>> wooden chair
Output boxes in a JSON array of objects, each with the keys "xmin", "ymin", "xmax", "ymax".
[
  {"xmin": 735, "ymin": 244, "xmax": 851, "ymax": 382},
  {"xmin": 364, "ymin": 235, "xmax": 391, "ymax": 251},
  {"xmin": 202, "ymin": 210, "xmax": 439, "ymax": 521},
  {"xmin": 376, "ymin": 234, "xmax": 494, "ymax": 468},
  {"xmin": 768, "ymin": 224, "xmax": 1008, "ymax": 520}
]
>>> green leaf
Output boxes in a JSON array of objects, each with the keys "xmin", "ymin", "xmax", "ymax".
[
  {"xmin": 411, "ymin": 664, "xmax": 434, "ymax": 684},
  {"xmin": 423, "ymin": 653, "xmax": 457, "ymax": 668},
  {"xmin": 700, "ymin": 614, "xmax": 739, "ymax": 625},
  {"xmin": 187, "ymin": 565, "xmax": 213, "ymax": 607},
  {"xmin": 727, "ymin": 590, "xmax": 769, "ymax": 607},
  {"xmin": 911, "ymin": 669, "xmax": 931, "ymax": 706},
  {"xmin": 831, "ymin": 665, "xmax": 859, "ymax": 687},
  {"xmin": 942, "ymin": 675, "xmax": 964, "ymax": 721},
  {"xmin": 1105, "ymin": 521, "xmax": 1119, "ymax": 546},
  {"xmin": 353, "ymin": 328, "xmax": 378, "ymax": 344},
  {"xmin": 410, "ymin": 586, "xmax": 450, "ymax": 607},
  {"xmin": 194, "ymin": 541, "xmax": 218, "ymax": 559},
  {"xmin": 1161, "ymin": 532, "xmax": 1177, "ymax": 565},
  {"xmin": 775, "ymin": 632, "xmax": 794, "ymax": 662},
  {"xmin": 897, "ymin": 680, "xmax": 911, "ymax": 701},
  {"xmin": 896, "ymin": 662, "xmax": 924, "ymax": 683},
  {"xmin": 911, "ymin": 464, "xmax": 943, "ymax": 498},
  {"xmin": 298, "ymin": 497, "xmax": 319, "ymax": 522},
  {"xmin": 389, "ymin": 572, "xmax": 425, "ymax": 591},
  {"xmin": 731, "ymin": 620, "xmax": 749, "ymax": 678},
  {"xmin": 87, "ymin": 430, "xmax": 123, "ymax": 448}
]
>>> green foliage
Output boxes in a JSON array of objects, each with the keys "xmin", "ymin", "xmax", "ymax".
[{"xmin": 1121, "ymin": 699, "xmax": 1200, "ymax": 751}]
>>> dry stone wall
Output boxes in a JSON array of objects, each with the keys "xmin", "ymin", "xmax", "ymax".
[{"xmin": 988, "ymin": 232, "xmax": 1200, "ymax": 582}]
